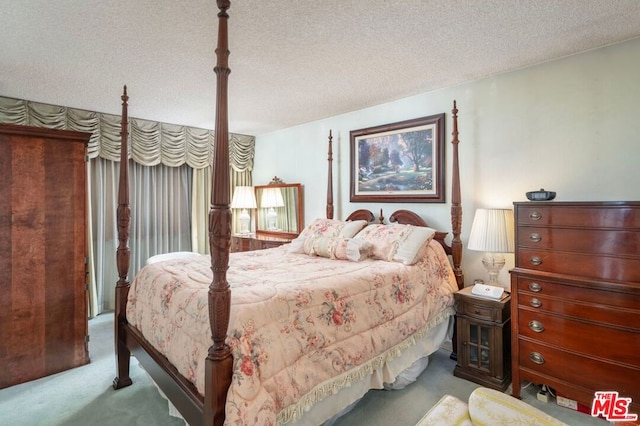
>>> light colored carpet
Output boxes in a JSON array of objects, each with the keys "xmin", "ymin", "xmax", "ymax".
[{"xmin": 0, "ymin": 313, "xmax": 606, "ymax": 425}]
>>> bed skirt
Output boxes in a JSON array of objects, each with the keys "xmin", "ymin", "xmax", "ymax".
[{"xmin": 148, "ymin": 316, "xmax": 453, "ymax": 425}]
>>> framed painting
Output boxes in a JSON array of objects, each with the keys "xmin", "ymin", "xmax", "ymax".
[{"xmin": 350, "ymin": 113, "xmax": 445, "ymax": 203}]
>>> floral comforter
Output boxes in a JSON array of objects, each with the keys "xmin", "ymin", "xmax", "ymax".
[{"xmin": 126, "ymin": 240, "xmax": 458, "ymax": 425}]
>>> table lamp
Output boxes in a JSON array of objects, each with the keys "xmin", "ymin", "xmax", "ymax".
[
  {"xmin": 467, "ymin": 208, "xmax": 515, "ymax": 286},
  {"xmin": 260, "ymin": 187, "xmax": 285, "ymax": 231},
  {"xmin": 231, "ymin": 186, "xmax": 257, "ymax": 235}
]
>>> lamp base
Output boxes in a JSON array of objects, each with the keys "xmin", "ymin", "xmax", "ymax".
[
  {"xmin": 267, "ymin": 207, "xmax": 278, "ymax": 231},
  {"xmin": 238, "ymin": 208, "xmax": 251, "ymax": 235},
  {"xmin": 482, "ymin": 252, "xmax": 506, "ymax": 286}
]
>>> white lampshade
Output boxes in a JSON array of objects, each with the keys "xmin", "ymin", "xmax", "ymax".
[
  {"xmin": 231, "ymin": 186, "xmax": 257, "ymax": 235},
  {"xmin": 260, "ymin": 187, "xmax": 285, "ymax": 208},
  {"xmin": 260, "ymin": 187, "xmax": 285, "ymax": 231},
  {"xmin": 468, "ymin": 208, "xmax": 515, "ymax": 286},
  {"xmin": 231, "ymin": 186, "xmax": 257, "ymax": 209},
  {"xmin": 468, "ymin": 208, "xmax": 515, "ymax": 253}
]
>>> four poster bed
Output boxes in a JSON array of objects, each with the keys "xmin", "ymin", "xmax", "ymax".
[{"xmin": 113, "ymin": 2, "xmax": 464, "ymax": 425}]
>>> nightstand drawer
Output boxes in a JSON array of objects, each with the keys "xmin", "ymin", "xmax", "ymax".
[
  {"xmin": 458, "ymin": 301, "xmax": 505, "ymax": 323},
  {"xmin": 455, "ymin": 287, "xmax": 510, "ymax": 324}
]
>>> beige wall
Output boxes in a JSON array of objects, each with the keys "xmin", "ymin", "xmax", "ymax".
[{"xmin": 253, "ymin": 37, "xmax": 640, "ymax": 288}]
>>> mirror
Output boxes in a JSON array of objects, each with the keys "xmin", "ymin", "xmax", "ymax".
[{"xmin": 255, "ymin": 177, "xmax": 303, "ymax": 239}]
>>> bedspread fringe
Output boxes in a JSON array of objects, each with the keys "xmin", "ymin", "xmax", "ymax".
[{"xmin": 276, "ymin": 306, "xmax": 455, "ymax": 424}]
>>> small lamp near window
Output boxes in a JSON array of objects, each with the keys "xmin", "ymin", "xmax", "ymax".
[
  {"xmin": 467, "ymin": 208, "xmax": 515, "ymax": 286},
  {"xmin": 260, "ymin": 187, "xmax": 285, "ymax": 231},
  {"xmin": 231, "ymin": 186, "xmax": 257, "ymax": 235}
]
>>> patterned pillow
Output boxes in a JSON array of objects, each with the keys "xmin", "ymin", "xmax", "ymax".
[
  {"xmin": 468, "ymin": 387, "xmax": 567, "ymax": 426},
  {"xmin": 354, "ymin": 223, "xmax": 436, "ymax": 265},
  {"xmin": 299, "ymin": 236, "xmax": 371, "ymax": 261},
  {"xmin": 298, "ymin": 218, "xmax": 368, "ymax": 239}
]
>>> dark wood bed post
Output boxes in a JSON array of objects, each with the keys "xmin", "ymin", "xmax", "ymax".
[
  {"xmin": 449, "ymin": 100, "xmax": 464, "ymax": 361},
  {"xmin": 204, "ymin": 1, "xmax": 233, "ymax": 425},
  {"xmin": 450, "ymin": 100, "xmax": 464, "ymax": 290},
  {"xmin": 326, "ymin": 130, "xmax": 334, "ymax": 219},
  {"xmin": 113, "ymin": 85, "xmax": 133, "ymax": 389}
]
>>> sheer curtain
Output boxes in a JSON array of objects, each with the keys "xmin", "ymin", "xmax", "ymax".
[{"xmin": 89, "ymin": 158, "xmax": 192, "ymax": 313}]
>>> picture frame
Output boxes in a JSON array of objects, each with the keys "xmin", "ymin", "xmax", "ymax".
[{"xmin": 350, "ymin": 113, "xmax": 445, "ymax": 203}]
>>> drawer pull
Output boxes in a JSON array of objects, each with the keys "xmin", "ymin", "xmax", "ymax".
[
  {"xmin": 530, "ymin": 298, "xmax": 542, "ymax": 308},
  {"xmin": 529, "ymin": 320, "xmax": 545, "ymax": 333},
  {"xmin": 528, "ymin": 282, "xmax": 542, "ymax": 292},
  {"xmin": 529, "ymin": 352, "xmax": 545, "ymax": 365},
  {"xmin": 530, "ymin": 256, "xmax": 542, "ymax": 266},
  {"xmin": 529, "ymin": 211, "xmax": 542, "ymax": 221},
  {"xmin": 529, "ymin": 233, "xmax": 542, "ymax": 242}
]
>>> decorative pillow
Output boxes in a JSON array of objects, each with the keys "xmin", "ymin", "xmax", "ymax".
[
  {"xmin": 468, "ymin": 387, "xmax": 567, "ymax": 426},
  {"xmin": 416, "ymin": 394, "xmax": 472, "ymax": 426},
  {"xmin": 299, "ymin": 236, "xmax": 371, "ymax": 261},
  {"xmin": 354, "ymin": 223, "xmax": 436, "ymax": 265},
  {"xmin": 298, "ymin": 218, "xmax": 368, "ymax": 239}
]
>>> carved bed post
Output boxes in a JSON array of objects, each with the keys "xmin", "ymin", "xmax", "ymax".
[
  {"xmin": 449, "ymin": 100, "xmax": 464, "ymax": 361},
  {"xmin": 450, "ymin": 100, "xmax": 464, "ymax": 290},
  {"xmin": 113, "ymin": 85, "xmax": 133, "ymax": 389},
  {"xmin": 205, "ymin": 1, "xmax": 233, "ymax": 425},
  {"xmin": 326, "ymin": 130, "xmax": 334, "ymax": 219}
]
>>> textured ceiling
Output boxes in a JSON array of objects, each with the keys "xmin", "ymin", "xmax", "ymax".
[{"xmin": 2, "ymin": 1, "xmax": 640, "ymax": 136}]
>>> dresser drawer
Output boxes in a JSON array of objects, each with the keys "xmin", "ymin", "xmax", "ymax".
[
  {"xmin": 516, "ymin": 226, "xmax": 640, "ymax": 257},
  {"xmin": 517, "ymin": 205, "xmax": 640, "ymax": 228},
  {"xmin": 250, "ymin": 238, "xmax": 287, "ymax": 250},
  {"xmin": 232, "ymin": 235, "xmax": 291, "ymax": 252},
  {"xmin": 518, "ymin": 339, "xmax": 640, "ymax": 400},
  {"xmin": 230, "ymin": 236, "xmax": 251, "ymax": 252},
  {"xmin": 514, "ymin": 276, "xmax": 640, "ymax": 311},
  {"xmin": 516, "ymin": 308, "xmax": 640, "ymax": 365},
  {"xmin": 517, "ymin": 292, "xmax": 638, "ymax": 329},
  {"xmin": 516, "ymin": 248, "xmax": 640, "ymax": 282}
]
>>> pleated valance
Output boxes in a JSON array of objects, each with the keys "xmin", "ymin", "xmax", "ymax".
[{"xmin": 0, "ymin": 96, "xmax": 254, "ymax": 171}]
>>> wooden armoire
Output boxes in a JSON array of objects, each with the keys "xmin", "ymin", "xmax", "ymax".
[{"xmin": 0, "ymin": 123, "xmax": 90, "ymax": 388}]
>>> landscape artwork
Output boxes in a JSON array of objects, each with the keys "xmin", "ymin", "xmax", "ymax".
[{"xmin": 350, "ymin": 113, "xmax": 445, "ymax": 202}]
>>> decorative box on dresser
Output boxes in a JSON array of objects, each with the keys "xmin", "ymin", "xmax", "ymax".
[
  {"xmin": 0, "ymin": 124, "xmax": 90, "ymax": 389},
  {"xmin": 510, "ymin": 201, "xmax": 640, "ymax": 414}
]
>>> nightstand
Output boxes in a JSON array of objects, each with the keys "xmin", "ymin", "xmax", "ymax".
[
  {"xmin": 230, "ymin": 234, "xmax": 293, "ymax": 253},
  {"xmin": 453, "ymin": 285, "xmax": 511, "ymax": 391}
]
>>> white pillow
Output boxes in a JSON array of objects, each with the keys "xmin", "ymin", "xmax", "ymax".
[
  {"xmin": 146, "ymin": 251, "xmax": 200, "ymax": 265},
  {"xmin": 354, "ymin": 223, "xmax": 436, "ymax": 265}
]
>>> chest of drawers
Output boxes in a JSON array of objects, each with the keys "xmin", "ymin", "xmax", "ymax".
[{"xmin": 510, "ymin": 201, "xmax": 640, "ymax": 414}]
